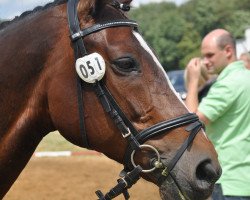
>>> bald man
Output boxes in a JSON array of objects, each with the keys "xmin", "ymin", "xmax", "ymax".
[{"xmin": 185, "ymin": 29, "xmax": 250, "ymax": 200}]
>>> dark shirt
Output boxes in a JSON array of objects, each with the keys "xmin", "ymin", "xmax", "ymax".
[{"xmin": 198, "ymin": 78, "xmax": 217, "ymax": 102}]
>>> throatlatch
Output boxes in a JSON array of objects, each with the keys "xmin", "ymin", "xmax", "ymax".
[{"xmin": 67, "ymin": 0, "xmax": 204, "ymax": 199}]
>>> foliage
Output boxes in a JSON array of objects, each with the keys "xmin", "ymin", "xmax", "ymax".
[{"xmin": 129, "ymin": 0, "xmax": 250, "ymax": 70}]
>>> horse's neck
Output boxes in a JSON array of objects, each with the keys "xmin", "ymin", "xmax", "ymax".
[
  {"xmin": 0, "ymin": 7, "xmax": 67, "ymax": 198},
  {"xmin": 0, "ymin": 7, "xmax": 65, "ymax": 134}
]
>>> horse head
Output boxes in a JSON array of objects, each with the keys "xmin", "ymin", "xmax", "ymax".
[
  {"xmin": 52, "ymin": 0, "xmax": 221, "ymax": 199},
  {"xmin": 0, "ymin": 0, "xmax": 221, "ymax": 199}
]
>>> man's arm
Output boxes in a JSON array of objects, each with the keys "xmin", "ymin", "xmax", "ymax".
[
  {"xmin": 185, "ymin": 58, "xmax": 210, "ymax": 125},
  {"xmin": 185, "ymin": 77, "xmax": 199, "ymax": 113},
  {"xmin": 196, "ymin": 110, "xmax": 210, "ymax": 125},
  {"xmin": 186, "ymin": 80, "xmax": 210, "ymax": 125}
]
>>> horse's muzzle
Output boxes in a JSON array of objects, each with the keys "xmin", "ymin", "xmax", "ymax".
[{"xmin": 158, "ymin": 158, "xmax": 222, "ymax": 200}]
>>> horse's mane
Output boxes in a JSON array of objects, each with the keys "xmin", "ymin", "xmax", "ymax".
[{"xmin": 0, "ymin": 0, "xmax": 68, "ymax": 30}]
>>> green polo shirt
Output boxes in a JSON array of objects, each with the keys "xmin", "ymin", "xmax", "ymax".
[{"xmin": 198, "ymin": 61, "xmax": 250, "ymax": 196}]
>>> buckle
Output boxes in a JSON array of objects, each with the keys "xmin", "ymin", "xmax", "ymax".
[
  {"xmin": 122, "ymin": 128, "xmax": 131, "ymax": 138},
  {"xmin": 71, "ymin": 31, "xmax": 81, "ymax": 41}
]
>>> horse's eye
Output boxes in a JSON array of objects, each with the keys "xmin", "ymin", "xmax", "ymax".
[{"xmin": 112, "ymin": 57, "xmax": 139, "ymax": 73}]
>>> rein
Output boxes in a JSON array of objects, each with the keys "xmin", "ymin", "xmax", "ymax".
[{"xmin": 67, "ymin": 0, "xmax": 204, "ymax": 199}]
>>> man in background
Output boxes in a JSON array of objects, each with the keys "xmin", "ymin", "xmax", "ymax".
[{"xmin": 185, "ymin": 29, "xmax": 250, "ymax": 200}]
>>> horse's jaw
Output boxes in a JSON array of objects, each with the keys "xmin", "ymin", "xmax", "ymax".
[
  {"xmin": 158, "ymin": 173, "xmax": 215, "ymax": 200},
  {"xmin": 141, "ymin": 162, "xmax": 219, "ymax": 200},
  {"xmin": 159, "ymin": 181, "xmax": 191, "ymax": 200}
]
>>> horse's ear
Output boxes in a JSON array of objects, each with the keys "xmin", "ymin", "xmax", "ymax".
[
  {"xmin": 78, "ymin": 0, "xmax": 108, "ymax": 20},
  {"xmin": 119, "ymin": 0, "xmax": 132, "ymax": 4},
  {"xmin": 78, "ymin": 0, "xmax": 132, "ymax": 22}
]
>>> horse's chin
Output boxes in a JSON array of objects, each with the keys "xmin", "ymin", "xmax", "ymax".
[
  {"xmin": 159, "ymin": 178, "xmax": 191, "ymax": 200},
  {"xmin": 158, "ymin": 177, "xmax": 213, "ymax": 200}
]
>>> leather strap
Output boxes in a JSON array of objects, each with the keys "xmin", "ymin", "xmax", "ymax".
[
  {"xmin": 123, "ymin": 113, "xmax": 202, "ymax": 171},
  {"xmin": 71, "ymin": 19, "xmax": 138, "ymax": 41},
  {"xmin": 96, "ymin": 166, "xmax": 142, "ymax": 200},
  {"xmin": 95, "ymin": 81, "xmax": 140, "ymax": 151},
  {"xmin": 166, "ymin": 120, "xmax": 203, "ymax": 173},
  {"xmin": 136, "ymin": 113, "xmax": 199, "ymax": 143},
  {"xmin": 67, "ymin": 0, "xmax": 90, "ymax": 148}
]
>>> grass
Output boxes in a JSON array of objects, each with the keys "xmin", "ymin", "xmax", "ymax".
[{"xmin": 36, "ymin": 131, "xmax": 83, "ymax": 152}]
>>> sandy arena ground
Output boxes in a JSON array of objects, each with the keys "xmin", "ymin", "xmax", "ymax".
[{"xmin": 4, "ymin": 155, "xmax": 160, "ymax": 200}]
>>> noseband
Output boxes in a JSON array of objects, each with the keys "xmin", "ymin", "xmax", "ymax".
[{"xmin": 67, "ymin": 0, "xmax": 204, "ymax": 199}]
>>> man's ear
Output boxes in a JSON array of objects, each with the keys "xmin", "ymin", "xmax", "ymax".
[{"xmin": 224, "ymin": 44, "xmax": 234, "ymax": 59}]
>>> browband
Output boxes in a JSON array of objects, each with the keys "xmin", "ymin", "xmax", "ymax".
[{"xmin": 70, "ymin": 19, "xmax": 138, "ymax": 41}]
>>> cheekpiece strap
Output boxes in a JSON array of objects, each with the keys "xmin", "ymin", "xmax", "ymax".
[{"xmin": 67, "ymin": 0, "xmax": 90, "ymax": 148}]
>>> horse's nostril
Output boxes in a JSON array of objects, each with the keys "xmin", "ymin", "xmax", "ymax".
[{"xmin": 196, "ymin": 160, "xmax": 220, "ymax": 183}]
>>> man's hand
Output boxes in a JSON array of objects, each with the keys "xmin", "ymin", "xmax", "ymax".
[
  {"xmin": 185, "ymin": 58, "xmax": 202, "ymax": 113},
  {"xmin": 186, "ymin": 57, "xmax": 202, "ymax": 88},
  {"xmin": 185, "ymin": 58, "xmax": 211, "ymax": 125}
]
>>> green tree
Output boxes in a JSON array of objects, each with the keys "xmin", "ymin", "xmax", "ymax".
[
  {"xmin": 223, "ymin": 10, "xmax": 250, "ymax": 39},
  {"xmin": 130, "ymin": 0, "xmax": 250, "ymax": 70},
  {"xmin": 177, "ymin": 22, "xmax": 201, "ymax": 67},
  {"xmin": 130, "ymin": 3, "xmax": 195, "ymax": 71},
  {"xmin": 181, "ymin": 0, "xmax": 250, "ymax": 38}
]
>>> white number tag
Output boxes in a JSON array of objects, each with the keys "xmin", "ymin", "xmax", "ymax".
[{"xmin": 75, "ymin": 52, "xmax": 106, "ymax": 83}]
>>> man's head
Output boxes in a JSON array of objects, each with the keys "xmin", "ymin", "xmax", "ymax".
[{"xmin": 201, "ymin": 29, "xmax": 237, "ymax": 74}]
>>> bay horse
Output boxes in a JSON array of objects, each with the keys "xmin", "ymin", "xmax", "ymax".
[{"xmin": 0, "ymin": 0, "xmax": 221, "ymax": 199}]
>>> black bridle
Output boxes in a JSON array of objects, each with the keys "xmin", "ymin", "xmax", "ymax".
[{"xmin": 67, "ymin": 0, "xmax": 204, "ymax": 199}]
